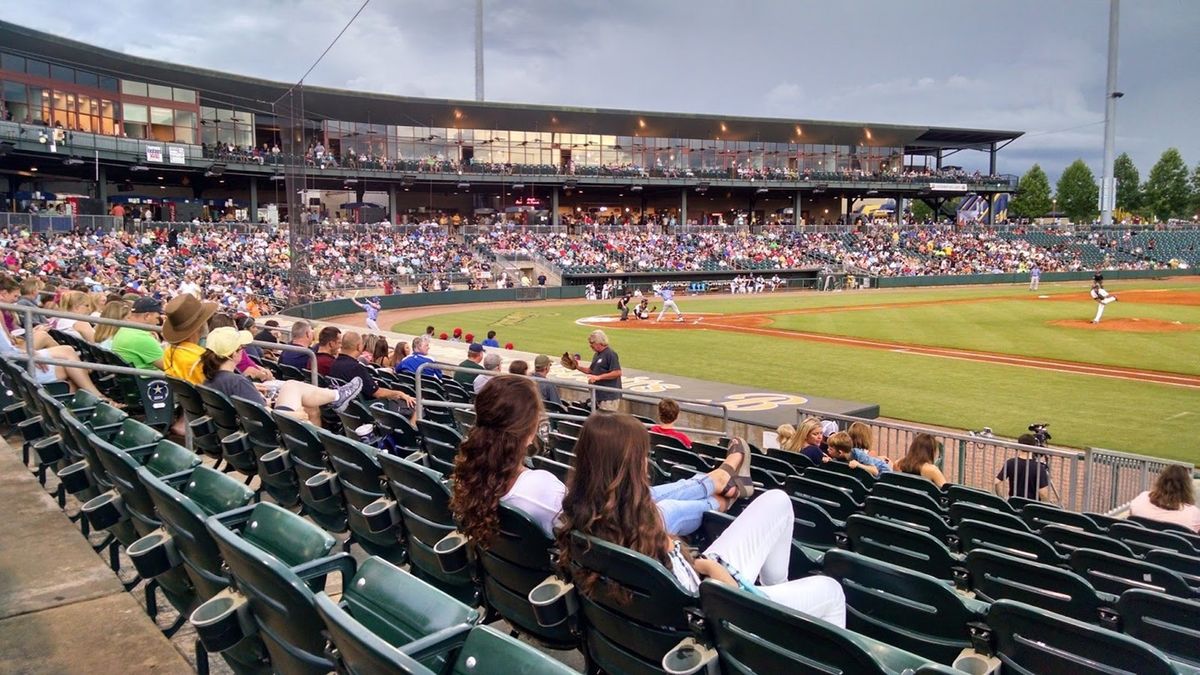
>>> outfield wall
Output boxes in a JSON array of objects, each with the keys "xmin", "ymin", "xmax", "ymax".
[
  {"xmin": 281, "ymin": 286, "xmax": 588, "ymax": 320},
  {"xmin": 874, "ymin": 268, "xmax": 1194, "ymax": 288}
]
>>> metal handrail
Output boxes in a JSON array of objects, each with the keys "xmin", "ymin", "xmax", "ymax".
[
  {"xmin": 1, "ymin": 301, "xmax": 319, "ymax": 384},
  {"xmin": 412, "ymin": 361, "xmax": 729, "ymax": 432}
]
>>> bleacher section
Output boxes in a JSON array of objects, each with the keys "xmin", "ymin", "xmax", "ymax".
[{"xmin": 4, "ymin": 339, "xmax": 1200, "ymax": 674}]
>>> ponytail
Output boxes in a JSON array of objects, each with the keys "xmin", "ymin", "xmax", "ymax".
[{"xmin": 200, "ymin": 349, "xmax": 231, "ymax": 382}]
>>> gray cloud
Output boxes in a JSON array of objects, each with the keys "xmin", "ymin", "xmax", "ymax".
[{"xmin": 2, "ymin": 0, "xmax": 1196, "ymax": 181}]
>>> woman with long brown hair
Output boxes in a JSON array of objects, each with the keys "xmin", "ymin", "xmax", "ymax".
[
  {"xmin": 1130, "ymin": 465, "xmax": 1200, "ymax": 532},
  {"xmin": 557, "ymin": 413, "xmax": 846, "ymax": 626},
  {"xmin": 92, "ymin": 299, "xmax": 130, "ymax": 349},
  {"xmin": 449, "ymin": 377, "xmax": 751, "ymax": 547},
  {"xmin": 894, "ymin": 433, "xmax": 947, "ymax": 488}
]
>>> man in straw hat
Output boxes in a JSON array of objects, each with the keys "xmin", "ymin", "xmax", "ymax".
[{"xmin": 161, "ymin": 293, "xmax": 218, "ymax": 385}]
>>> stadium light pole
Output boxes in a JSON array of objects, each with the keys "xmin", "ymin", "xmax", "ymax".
[
  {"xmin": 1099, "ymin": 0, "xmax": 1120, "ymax": 226},
  {"xmin": 475, "ymin": 0, "xmax": 485, "ymax": 101}
]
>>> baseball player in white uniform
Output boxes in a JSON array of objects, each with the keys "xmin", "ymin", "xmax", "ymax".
[
  {"xmin": 655, "ymin": 285, "xmax": 684, "ymax": 322},
  {"xmin": 1090, "ymin": 273, "xmax": 1117, "ymax": 323}
]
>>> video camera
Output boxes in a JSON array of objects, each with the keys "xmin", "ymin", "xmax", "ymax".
[{"xmin": 1027, "ymin": 423, "xmax": 1052, "ymax": 447}]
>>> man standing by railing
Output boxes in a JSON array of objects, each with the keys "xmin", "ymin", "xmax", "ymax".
[{"xmin": 994, "ymin": 434, "xmax": 1054, "ymax": 503}]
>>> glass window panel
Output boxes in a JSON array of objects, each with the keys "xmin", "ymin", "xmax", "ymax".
[
  {"xmin": 173, "ymin": 110, "xmax": 195, "ymax": 128},
  {"xmin": 50, "ymin": 64, "xmax": 74, "ymax": 83},
  {"xmin": 99, "ymin": 75, "xmax": 118, "ymax": 92},
  {"xmin": 123, "ymin": 103, "xmax": 148, "ymax": 123},
  {"xmin": 150, "ymin": 106, "xmax": 173, "ymax": 125},
  {"xmin": 1, "ymin": 53, "xmax": 26, "ymax": 73},
  {"xmin": 124, "ymin": 122, "xmax": 146, "ymax": 139},
  {"xmin": 174, "ymin": 126, "xmax": 194, "ymax": 143},
  {"xmin": 122, "ymin": 80, "xmax": 147, "ymax": 96},
  {"xmin": 147, "ymin": 83, "xmax": 172, "ymax": 100},
  {"xmin": 26, "ymin": 60, "xmax": 49, "ymax": 77},
  {"xmin": 3, "ymin": 80, "xmax": 27, "ymax": 103},
  {"xmin": 74, "ymin": 70, "xmax": 98, "ymax": 88},
  {"xmin": 172, "ymin": 88, "xmax": 195, "ymax": 103}
]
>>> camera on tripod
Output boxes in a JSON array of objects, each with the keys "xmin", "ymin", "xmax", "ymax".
[{"xmin": 1027, "ymin": 423, "xmax": 1052, "ymax": 447}]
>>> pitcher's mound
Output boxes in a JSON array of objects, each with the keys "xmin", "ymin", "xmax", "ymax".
[{"xmin": 1050, "ymin": 318, "xmax": 1197, "ymax": 333}]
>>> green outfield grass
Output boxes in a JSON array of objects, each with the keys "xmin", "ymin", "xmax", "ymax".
[{"xmin": 391, "ymin": 279, "xmax": 1200, "ymax": 461}]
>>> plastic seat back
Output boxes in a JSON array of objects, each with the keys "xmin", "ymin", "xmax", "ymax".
[
  {"xmin": 377, "ymin": 453, "xmax": 477, "ymax": 605},
  {"xmin": 823, "ymin": 549, "xmax": 986, "ymax": 664},
  {"xmin": 804, "ymin": 466, "xmax": 870, "ymax": 501},
  {"xmin": 273, "ymin": 412, "xmax": 347, "ymax": 532},
  {"xmin": 417, "ymin": 419, "xmax": 463, "ymax": 448},
  {"xmin": 1129, "ymin": 514, "xmax": 1199, "ymax": 535},
  {"xmin": 1145, "ymin": 549, "xmax": 1200, "ymax": 586},
  {"xmin": 97, "ymin": 439, "xmax": 198, "ymax": 537},
  {"xmin": 789, "ymin": 496, "xmax": 845, "ymax": 550},
  {"xmin": 206, "ymin": 502, "xmax": 338, "ymax": 675},
  {"xmin": 566, "ymin": 531, "xmax": 695, "ymax": 674},
  {"xmin": 321, "ymin": 433, "xmax": 404, "ymax": 562},
  {"xmin": 786, "ymin": 475, "xmax": 861, "ymax": 521},
  {"xmin": 845, "ymin": 514, "xmax": 963, "ymax": 584},
  {"xmin": 649, "ymin": 431, "xmax": 688, "ymax": 452},
  {"xmin": 966, "ymin": 549, "xmax": 1114, "ymax": 625},
  {"xmin": 1117, "ymin": 589, "xmax": 1200, "ymax": 668},
  {"xmin": 479, "ymin": 505, "xmax": 576, "ymax": 648},
  {"xmin": 1070, "ymin": 548, "xmax": 1196, "ymax": 597},
  {"xmin": 230, "ymin": 396, "xmax": 299, "ymax": 507},
  {"xmin": 529, "ymin": 455, "xmax": 571, "ymax": 483},
  {"xmin": 879, "ymin": 471, "xmax": 946, "ymax": 506},
  {"xmin": 870, "ymin": 482, "xmax": 946, "ymax": 515},
  {"xmin": 957, "ymin": 519, "xmax": 1064, "ymax": 567},
  {"xmin": 949, "ymin": 502, "xmax": 1032, "ymax": 532},
  {"xmin": 987, "ymin": 599, "xmax": 1184, "ymax": 675},
  {"xmin": 946, "ymin": 483, "xmax": 1016, "ymax": 514},
  {"xmin": 168, "ymin": 376, "xmax": 221, "ymax": 460},
  {"xmin": 1110, "ymin": 521, "xmax": 1198, "ymax": 556},
  {"xmin": 368, "ymin": 403, "xmax": 422, "ymax": 452},
  {"xmin": 1021, "ymin": 502, "xmax": 1102, "ymax": 533},
  {"xmin": 198, "ymin": 385, "xmax": 258, "ymax": 476},
  {"xmin": 447, "ymin": 625, "xmax": 579, "ymax": 675},
  {"xmin": 653, "ymin": 445, "xmax": 712, "ymax": 475},
  {"xmin": 819, "ymin": 459, "xmax": 877, "ymax": 486},
  {"xmin": 698, "ymin": 579, "xmax": 934, "ymax": 675},
  {"xmin": 863, "ymin": 496, "xmax": 957, "ymax": 549},
  {"xmin": 770, "ymin": 449, "xmax": 815, "ymax": 474},
  {"xmin": 1041, "ymin": 524, "xmax": 1134, "ymax": 558}
]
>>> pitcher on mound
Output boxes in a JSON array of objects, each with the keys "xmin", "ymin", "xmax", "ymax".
[{"xmin": 1090, "ymin": 273, "xmax": 1117, "ymax": 324}]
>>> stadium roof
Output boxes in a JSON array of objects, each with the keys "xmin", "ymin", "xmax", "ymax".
[{"xmin": 0, "ymin": 20, "xmax": 1021, "ymax": 153}]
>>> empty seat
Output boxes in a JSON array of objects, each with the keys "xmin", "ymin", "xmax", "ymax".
[
  {"xmin": 1145, "ymin": 549, "xmax": 1200, "ymax": 586},
  {"xmin": 273, "ymin": 412, "xmax": 348, "ymax": 533},
  {"xmin": 804, "ymin": 466, "xmax": 870, "ymax": 501},
  {"xmin": 1069, "ymin": 548, "xmax": 1197, "ymax": 598},
  {"xmin": 786, "ymin": 475, "xmax": 862, "ymax": 521},
  {"xmin": 871, "ymin": 482, "xmax": 946, "ymax": 516},
  {"xmin": 229, "ymin": 396, "xmax": 299, "ymax": 507},
  {"xmin": 1021, "ymin": 502, "xmax": 1103, "ymax": 533},
  {"xmin": 864, "ymin": 496, "xmax": 958, "ymax": 550},
  {"xmin": 818, "ymin": 459, "xmax": 877, "ymax": 486},
  {"xmin": 789, "ymin": 496, "xmax": 846, "ymax": 551},
  {"xmin": 320, "ymin": 432, "xmax": 405, "ymax": 563},
  {"xmin": 823, "ymin": 549, "xmax": 987, "ymax": 664},
  {"xmin": 956, "ymin": 519, "xmax": 1065, "ymax": 567},
  {"xmin": 1117, "ymin": 589, "xmax": 1200, "ymax": 668},
  {"xmin": 949, "ymin": 502, "xmax": 1032, "ymax": 533},
  {"xmin": 946, "ymin": 484, "xmax": 1016, "ymax": 514},
  {"xmin": 986, "ymin": 599, "xmax": 1189, "ymax": 675},
  {"xmin": 966, "ymin": 549, "xmax": 1117, "ymax": 626},
  {"xmin": 1110, "ymin": 521, "xmax": 1198, "ymax": 556},
  {"xmin": 1041, "ymin": 524, "xmax": 1135, "ymax": 558},
  {"xmin": 845, "ymin": 514, "xmax": 965, "ymax": 586},
  {"xmin": 878, "ymin": 471, "xmax": 946, "ymax": 506}
]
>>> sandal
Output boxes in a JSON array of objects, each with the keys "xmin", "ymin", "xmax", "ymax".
[{"xmin": 714, "ymin": 437, "xmax": 753, "ymax": 499}]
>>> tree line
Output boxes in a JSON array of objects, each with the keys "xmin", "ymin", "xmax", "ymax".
[{"xmin": 1008, "ymin": 149, "xmax": 1200, "ymax": 223}]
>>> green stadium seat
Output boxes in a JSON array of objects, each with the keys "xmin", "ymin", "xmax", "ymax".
[
  {"xmin": 168, "ymin": 376, "xmax": 222, "ymax": 464},
  {"xmin": 789, "ymin": 496, "xmax": 846, "ymax": 551},
  {"xmin": 201, "ymin": 502, "xmax": 340, "ymax": 675},
  {"xmin": 878, "ymin": 471, "xmax": 946, "ymax": 507},
  {"xmin": 529, "ymin": 455, "xmax": 571, "ymax": 483},
  {"xmin": 319, "ymin": 432, "xmax": 405, "ymax": 563},
  {"xmin": 1040, "ymin": 523, "xmax": 1135, "ymax": 558},
  {"xmin": 845, "ymin": 515, "xmax": 966, "ymax": 586},
  {"xmin": 946, "ymin": 484, "xmax": 1016, "ymax": 514},
  {"xmin": 786, "ymin": 475, "xmax": 862, "ymax": 521},
  {"xmin": 1020, "ymin": 502, "xmax": 1104, "ymax": 533},
  {"xmin": 864, "ymin": 496, "xmax": 958, "ymax": 550},
  {"xmin": 1117, "ymin": 589, "xmax": 1200, "ymax": 668},
  {"xmin": 871, "ymin": 482, "xmax": 946, "ymax": 516},
  {"xmin": 368, "ymin": 402, "xmax": 422, "ymax": 453},
  {"xmin": 956, "ymin": 519, "xmax": 1066, "ymax": 567},
  {"xmin": 949, "ymin": 502, "xmax": 1032, "ymax": 532},
  {"xmin": 228, "ymin": 396, "xmax": 299, "ymax": 507},
  {"xmin": 1129, "ymin": 514, "xmax": 1200, "ymax": 536},
  {"xmin": 985, "ymin": 599, "xmax": 1192, "ymax": 675},
  {"xmin": 649, "ymin": 430, "xmax": 689, "ymax": 452},
  {"xmin": 272, "ymin": 411, "xmax": 348, "ymax": 533},
  {"xmin": 1109, "ymin": 521, "xmax": 1198, "ymax": 556},
  {"xmin": 804, "ymin": 466, "xmax": 871, "ymax": 500},
  {"xmin": 197, "ymin": 385, "xmax": 259, "ymax": 479},
  {"xmin": 818, "ymin": 459, "xmax": 877, "ymax": 486},
  {"xmin": 1145, "ymin": 549, "xmax": 1200, "ymax": 586},
  {"xmin": 1069, "ymin": 548, "xmax": 1198, "ymax": 598},
  {"xmin": 653, "ymin": 445, "xmax": 713, "ymax": 477},
  {"xmin": 768, "ymin": 449, "xmax": 815, "ymax": 474},
  {"xmin": 966, "ymin": 549, "xmax": 1118, "ymax": 626},
  {"xmin": 695, "ymin": 579, "xmax": 940, "ymax": 674}
]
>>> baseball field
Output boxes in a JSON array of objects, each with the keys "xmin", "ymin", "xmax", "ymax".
[{"xmin": 388, "ymin": 277, "xmax": 1200, "ymax": 462}]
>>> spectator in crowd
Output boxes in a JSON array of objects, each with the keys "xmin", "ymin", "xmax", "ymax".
[
  {"xmin": 396, "ymin": 334, "xmax": 442, "ymax": 379},
  {"xmin": 201, "ymin": 326, "xmax": 361, "ymax": 427},
  {"xmin": 895, "ymin": 433, "xmax": 947, "ymax": 488},
  {"xmin": 824, "ymin": 431, "xmax": 891, "ymax": 477},
  {"xmin": 1129, "ymin": 465, "xmax": 1200, "ymax": 533},
  {"xmin": 993, "ymin": 434, "xmax": 1053, "ymax": 502},
  {"xmin": 483, "ymin": 330, "xmax": 500, "ymax": 348},
  {"xmin": 330, "ymin": 331, "xmax": 416, "ymax": 412},
  {"xmin": 455, "ymin": 342, "xmax": 485, "ymax": 386},
  {"xmin": 565, "ymin": 329, "xmax": 622, "ymax": 411},
  {"xmin": 279, "ymin": 320, "xmax": 315, "ymax": 370},
  {"xmin": 207, "ymin": 313, "xmax": 272, "ymax": 381},
  {"xmin": 847, "ymin": 421, "xmax": 876, "ymax": 457},
  {"xmin": 16, "ymin": 276, "xmax": 43, "ymax": 325},
  {"xmin": 507, "ymin": 359, "xmax": 528, "ymax": 375},
  {"xmin": 424, "ymin": 325, "xmax": 435, "ymax": 340},
  {"xmin": 0, "ymin": 318, "xmax": 115, "ymax": 400},
  {"xmin": 389, "ymin": 340, "xmax": 410, "ymax": 367},
  {"xmin": 473, "ymin": 352, "xmax": 503, "ymax": 394},
  {"xmin": 314, "ymin": 326, "xmax": 342, "ymax": 376},
  {"xmin": 253, "ymin": 318, "xmax": 281, "ymax": 344},
  {"xmin": 555, "ymin": 412, "xmax": 845, "ymax": 625},
  {"xmin": 112, "ymin": 296, "xmax": 165, "ymax": 370},
  {"xmin": 372, "ymin": 337, "xmax": 391, "ymax": 368},
  {"xmin": 464, "ymin": 332, "xmax": 475, "ymax": 344},
  {"xmin": 650, "ymin": 398, "xmax": 692, "ymax": 448},
  {"xmin": 234, "ymin": 314, "xmax": 263, "ymax": 361},
  {"xmin": 785, "ymin": 417, "xmax": 827, "ymax": 465},
  {"xmin": 531, "ymin": 354, "xmax": 561, "ymax": 406},
  {"xmin": 47, "ymin": 290, "xmax": 97, "ymax": 342},
  {"xmin": 775, "ymin": 424, "xmax": 795, "ymax": 451},
  {"xmin": 162, "ymin": 293, "xmax": 217, "ymax": 385},
  {"xmin": 450, "ymin": 328, "xmax": 463, "ymax": 342},
  {"xmin": 92, "ymin": 300, "xmax": 130, "ymax": 350}
]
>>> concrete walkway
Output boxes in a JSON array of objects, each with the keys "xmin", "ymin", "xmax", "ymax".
[{"xmin": 0, "ymin": 436, "xmax": 192, "ymax": 675}]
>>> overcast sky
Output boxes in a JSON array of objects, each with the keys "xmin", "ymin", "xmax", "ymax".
[{"xmin": 3, "ymin": 0, "xmax": 1198, "ymax": 181}]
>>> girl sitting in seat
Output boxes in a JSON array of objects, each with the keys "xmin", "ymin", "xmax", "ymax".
[{"xmin": 895, "ymin": 433, "xmax": 948, "ymax": 488}]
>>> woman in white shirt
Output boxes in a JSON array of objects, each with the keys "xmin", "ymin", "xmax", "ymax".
[
  {"xmin": 48, "ymin": 290, "xmax": 97, "ymax": 342},
  {"xmin": 1129, "ymin": 465, "xmax": 1200, "ymax": 533}
]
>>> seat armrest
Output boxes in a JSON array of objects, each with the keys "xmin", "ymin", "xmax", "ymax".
[
  {"xmin": 397, "ymin": 624, "xmax": 473, "ymax": 663},
  {"xmin": 292, "ymin": 552, "xmax": 357, "ymax": 584},
  {"xmin": 209, "ymin": 504, "xmax": 256, "ymax": 529}
]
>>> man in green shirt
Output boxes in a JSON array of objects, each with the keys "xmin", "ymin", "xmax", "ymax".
[
  {"xmin": 112, "ymin": 296, "xmax": 165, "ymax": 370},
  {"xmin": 453, "ymin": 342, "xmax": 485, "ymax": 386}
]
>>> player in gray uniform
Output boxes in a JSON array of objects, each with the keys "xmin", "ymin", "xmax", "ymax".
[
  {"xmin": 1090, "ymin": 273, "xmax": 1117, "ymax": 324},
  {"xmin": 656, "ymin": 285, "xmax": 684, "ymax": 322}
]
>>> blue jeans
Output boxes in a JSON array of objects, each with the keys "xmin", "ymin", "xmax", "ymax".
[{"xmin": 653, "ymin": 474, "xmax": 719, "ymax": 536}]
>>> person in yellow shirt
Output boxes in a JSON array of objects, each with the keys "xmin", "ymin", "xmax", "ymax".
[{"xmin": 161, "ymin": 293, "xmax": 218, "ymax": 384}]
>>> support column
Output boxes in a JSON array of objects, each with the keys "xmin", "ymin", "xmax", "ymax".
[
  {"xmin": 895, "ymin": 194, "xmax": 904, "ymax": 225},
  {"xmin": 96, "ymin": 165, "xmax": 108, "ymax": 205},
  {"xmin": 986, "ymin": 194, "xmax": 995, "ymax": 226},
  {"xmin": 388, "ymin": 184, "xmax": 398, "ymax": 224},
  {"xmin": 989, "ymin": 142, "xmax": 997, "ymax": 176},
  {"xmin": 249, "ymin": 179, "xmax": 258, "ymax": 223},
  {"xmin": 551, "ymin": 186, "xmax": 560, "ymax": 229},
  {"xmin": 935, "ymin": 150, "xmax": 943, "ymax": 171},
  {"xmin": 680, "ymin": 188, "xmax": 688, "ymax": 228},
  {"xmin": 845, "ymin": 197, "xmax": 853, "ymax": 224},
  {"xmin": 793, "ymin": 190, "xmax": 802, "ymax": 229}
]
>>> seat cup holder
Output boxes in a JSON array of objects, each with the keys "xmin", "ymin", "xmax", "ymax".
[
  {"xmin": 189, "ymin": 416, "xmax": 216, "ymax": 437},
  {"xmin": 33, "ymin": 437, "xmax": 64, "ymax": 464},
  {"xmin": 82, "ymin": 491, "xmax": 127, "ymax": 530},
  {"xmin": 362, "ymin": 498, "xmax": 397, "ymax": 533},
  {"xmin": 433, "ymin": 531, "xmax": 470, "ymax": 574},
  {"xmin": 260, "ymin": 448, "xmax": 292, "ymax": 476},
  {"xmin": 529, "ymin": 576, "xmax": 578, "ymax": 628},
  {"xmin": 191, "ymin": 589, "xmax": 257, "ymax": 653},
  {"xmin": 128, "ymin": 529, "xmax": 180, "ymax": 579},
  {"xmin": 662, "ymin": 637, "xmax": 719, "ymax": 675},
  {"xmin": 221, "ymin": 431, "xmax": 251, "ymax": 457},
  {"xmin": 952, "ymin": 650, "xmax": 1001, "ymax": 675},
  {"xmin": 58, "ymin": 461, "xmax": 93, "ymax": 494},
  {"xmin": 304, "ymin": 471, "xmax": 341, "ymax": 502}
]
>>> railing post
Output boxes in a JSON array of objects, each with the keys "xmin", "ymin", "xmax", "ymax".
[
  {"xmin": 22, "ymin": 307, "xmax": 35, "ymax": 377},
  {"xmin": 956, "ymin": 439, "xmax": 968, "ymax": 484},
  {"xmin": 1067, "ymin": 453, "xmax": 1080, "ymax": 511}
]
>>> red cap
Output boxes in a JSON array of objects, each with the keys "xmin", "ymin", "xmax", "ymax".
[
  {"xmin": 439, "ymin": 332, "xmax": 449, "ymax": 340},
  {"xmin": 504, "ymin": 342, "xmax": 514, "ymax": 350},
  {"xmin": 464, "ymin": 333, "xmax": 474, "ymax": 343}
]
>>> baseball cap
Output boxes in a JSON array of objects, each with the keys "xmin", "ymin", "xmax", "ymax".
[
  {"xmin": 820, "ymin": 420, "xmax": 839, "ymax": 437},
  {"xmin": 468, "ymin": 343, "xmax": 485, "ymax": 354},
  {"xmin": 131, "ymin": 296, "xmax": 163, "ymax": 314},
  {"xmin": 206, "ymin": 327, "xmax": 253, "ymax": 358},
  {"xmin": 534, "ymin": 354, "xmax": 552, "ymax": 369}
]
